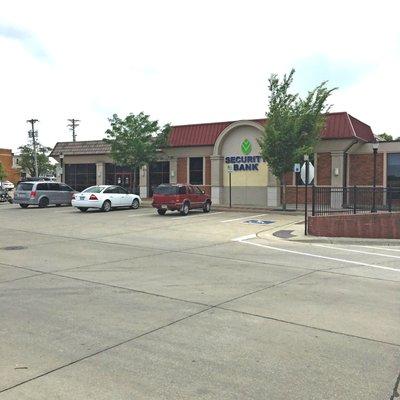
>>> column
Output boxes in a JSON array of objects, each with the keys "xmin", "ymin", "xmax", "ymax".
[
  {"xmin": 169, "ymin": 157, "xmax": 177, "ymax": 184},
  {"xmin": 266, "ymin": 167, "xmax": 281, "ymax": 207},
  {"xmin": 139, "ymin": 165, "xmax": 148, "ymax": 198},
  {"xmin": 210, "ymin": 155, "xmax": 223, "ymax": 205},
  {"xmin": 96, "ymin": 162, "xmax": 105, "ymax": 185},
  {"xmin": 330, "ymin": 151, "xmax": 345, "ymax": 208}
]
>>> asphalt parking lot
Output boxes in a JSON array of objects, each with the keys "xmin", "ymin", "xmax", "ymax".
[{"xmin": 0, "ymin": 202, "xmax": 399, "ymax": 399}]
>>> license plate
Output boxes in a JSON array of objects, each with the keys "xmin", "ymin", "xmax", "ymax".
[{"xmin": 80, "ymin": 196, "xmax": 85, "ymax": 200}]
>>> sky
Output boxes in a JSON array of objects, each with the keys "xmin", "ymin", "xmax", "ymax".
[{"xmin": 1, "ymin": 0, "xmax": 399, "ymax": 153}]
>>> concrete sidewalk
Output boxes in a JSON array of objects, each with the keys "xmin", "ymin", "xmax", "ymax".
[{"xmin": 257, "ymin": 217, "xmax": 400, "ymax": 246}]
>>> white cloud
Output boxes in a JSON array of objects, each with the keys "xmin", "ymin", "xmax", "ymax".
[{"xmin": 0, "ymin": 0, "xmax": 399, "ymax": 153}]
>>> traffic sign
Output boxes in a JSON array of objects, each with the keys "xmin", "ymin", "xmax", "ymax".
[
  {"xmin": 300, "ymin": 162, "xmax": 314, "ymax": 184},
  {"xmin": 293, "ymin": 163, "xmax": 301, "ymax": 173},
  {"xmin": 227, "ymin": 164, "xmax": 234, "ymax": 173}
]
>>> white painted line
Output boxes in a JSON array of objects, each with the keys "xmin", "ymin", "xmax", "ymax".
[
  {"xmin": 232, "ymin": 234, "xmax": 257, "ymax": 242},
  {"xmin": 233, "ymin": 238, "xmax": 400, "ymax": 273},
  {"xmin": 182, "ymin": 211, "xmax": 224, "ymax": 219},
  {"xmin": 127, "ymin": 212, "xmax": 156, "ymax": 218},
  {"xmin": 314, "ymin": 244, "xmax": 400, "ymax": 260},
  {"xmin": 352, "ymin": 245, "xmax": 400, "ymax": 253},
  {"xmin": 220, "ymin": 214, "xmax": 267, "ymax": 223}
]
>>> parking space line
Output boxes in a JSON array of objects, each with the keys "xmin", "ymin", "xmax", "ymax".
[
  {"xmin": 314, "ymin": 244, "xmax": 400, "ymax": 259},
  {"xmin": 127, "ymin": 212, "xmax": 156, "ymax": 217},
  {"xmin": 353, "ymin": 245, "xmax": 400, "ymax": 253},
  {"xmin": 220, "ymin": 214, "xmax": 267, "ymax": 223},
  {"xmin": 232, "ymin": 236, "xmax": 400, "ymax": 273}
]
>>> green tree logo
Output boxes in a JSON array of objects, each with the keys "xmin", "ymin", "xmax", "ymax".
[{"xmin": 241, "ymin": 138, "xmax": 252, "ymax": 155}]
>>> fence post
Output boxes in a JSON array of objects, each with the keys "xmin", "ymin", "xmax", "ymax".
[
  {"xmin": 353, "ymin": 186, "xmax": 357, "ymax": 214},
  {"xmin": 312, "ymin": 185, "xmax": 315, "ymax": 216},
  {"xmin": 388, "ymin": 185, "xmax": 392, "ymax": 212}
]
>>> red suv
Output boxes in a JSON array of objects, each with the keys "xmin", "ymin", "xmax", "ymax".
[{"xmin": 152, "ymin": 184, "xmax": 212, "ymax": 216}]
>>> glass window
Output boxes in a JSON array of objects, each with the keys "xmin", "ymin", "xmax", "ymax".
[
  {"xmin": 178, "ymin": 186, "xmax": 187, "ymax": 195},
  {"xmin": 189, "ymin": 157, "xmax": 203, "ymax": 185},
  {"xmin": 60, "ymin": 184, "xmax": 73, "ymax": 192},
  {"xmin": 17, "ymin": 183, "xmax": 34, "ymax": 191},
  {"xmin": 195, "ymin": 186, "xmax": 203, "ymax": 194},
  {"xmin": 153, "ymin": 185, "xmax": 179, "ymax": 195},
  {"xmin": 388, "ymin": 154, "xmax": 400, "ymax": 186},
  {"xmin": 36, "ymin": 183, "xmax": 48, "ymax": 191},
  {"xmin": 388, "ymin": 154, "xmax": 400, "ymax": 199},
  {"xmin": 48, "ymin": 183, "xmax": 60, "ymax": 191},
  {"xmin": 83, "ymin": 186, "xmax": 103, "ymax": 193},
  {"xmin": 117, "ymin": 186, "xmax": 128, "ymax": 194}
]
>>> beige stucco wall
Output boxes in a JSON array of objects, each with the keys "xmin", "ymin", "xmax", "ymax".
[{"xmin": 220, "ymin": 125, "xmax": 268, "ymax": 188}]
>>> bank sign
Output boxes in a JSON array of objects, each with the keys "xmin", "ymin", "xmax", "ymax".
[{"xmin": 225, "ymin": 138, "xmax": 264, "ymax": 171}]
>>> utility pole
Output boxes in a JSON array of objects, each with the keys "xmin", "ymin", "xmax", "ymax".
[
  {"xmin": 67, "ymin": 119, "xmax": 80, "ymax": 142},
  {"xmin": 27, "ymin": 119, "xmax": 39, "ymax": 177}
]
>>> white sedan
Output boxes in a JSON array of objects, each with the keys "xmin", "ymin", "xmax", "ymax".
[{"xmin": 71, "ymin": 185, "xmax": 141, "ymax": 212}]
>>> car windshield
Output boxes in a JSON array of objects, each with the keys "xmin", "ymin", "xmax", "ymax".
[
  {"xmin": 16, "ymin": 183, "xmax": 34, "ymax": 191},
  {"xmin": 82, "ymin": 186, "xmax": 104, "ymax": 193},
  {"xmin": 153, "ymin": 186, "xmax": 179, "ymax": 195}
]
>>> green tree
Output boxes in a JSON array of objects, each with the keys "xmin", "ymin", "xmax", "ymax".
[
  {"xmin": 377, "ymin": 132, "xmax": 393, "ymax": 141},
  {"xmin": 18, "ymin": 143, "xmax": 55, "ymax": 177},
  {"xmin": 0, "ymin": 162, "xmax": 6, "ymax": 182},
  {"xmin": 104, "ymin": 112, "xmax": 171, "ymax": 190},
  {"xmin": 258, "ymin": 69, "xmax": 336, "ymax": 209}
]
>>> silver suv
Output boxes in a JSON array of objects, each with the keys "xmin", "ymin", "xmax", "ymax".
[{"xmin": 13, "ymin": 181, "xmax": 75, "ymax": 208}]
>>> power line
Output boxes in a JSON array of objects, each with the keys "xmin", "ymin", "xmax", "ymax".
[
  {"xmin": 67, "ymin": 119, "xmax": 80, "ymax": 142},
  {"xmin": 27, "ymin": 119, "xmax": 39, "ymax": 177}
]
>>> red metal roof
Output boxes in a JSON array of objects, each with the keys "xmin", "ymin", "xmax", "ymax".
[{"xmin": 168, "ymin": 112, "xmax": 374, "ymax": 147}]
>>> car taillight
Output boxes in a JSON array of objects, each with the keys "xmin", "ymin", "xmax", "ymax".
[
  {"xmin": 30, "ymin": 191, "xmax": 36, "ymax": 198},
  {"xmin": 89, "ymin": 194, "xmax": 98, "ymax": 200}
]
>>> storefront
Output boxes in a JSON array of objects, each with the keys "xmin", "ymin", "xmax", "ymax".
[{"xmin": 50, "ymin": 113, "xmax": 400, "ymax": 207}]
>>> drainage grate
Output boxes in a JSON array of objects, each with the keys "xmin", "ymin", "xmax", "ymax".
[
  {"xmin": 244, "ymin": 220, "xmax": 274, "ymax": 225},
  {"xmin": 1, "ymin": 246, "xmax": 27, "ymax": 251}
]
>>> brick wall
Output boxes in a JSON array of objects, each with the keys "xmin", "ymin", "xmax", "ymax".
[
  {"xmin": 285, "ymin": 186, "xmax": 313, "ymax": 204},
  {"xmin": 308, "ymin": 212, "xmax": 400, "ymax": 239},
  {"xmin": 316, "ymin": 153, "xmax": 331, "ymax": 185},
  {"xmin": 349, "ymin": 153, "xmax": 384, "ymax": 186},
  {"xmin": 177, "ymin": 157, "xmax": 187, "ymax": 183},
  {"xmin": 0, "ymin": 148, "xmax": 20, "ymax": 184}
]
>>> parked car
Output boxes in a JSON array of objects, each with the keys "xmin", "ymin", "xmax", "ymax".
[
  {"xmin": 13, "ymin": 181, "xmax": 75, "ymax": 208},
  {"xmin": 152, "ymin": 184, "xmax": 211, "ymax": 215},
  {"xmin": 71, "ymin": 185, "xmax": 141, "ymax": 212},
  {"xmin": 0, "ymin": 180, "xmax": 15, "ymax": 190}
]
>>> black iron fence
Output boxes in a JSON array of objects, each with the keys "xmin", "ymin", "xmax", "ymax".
[{"xmin": 312, "ymin": 186, "xmax": 400, "ymax": 216}]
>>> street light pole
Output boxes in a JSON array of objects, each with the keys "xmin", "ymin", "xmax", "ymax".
[
  {"xmin": 27, "ymin": 119, "xmax": 39, "ymax": 177},
  {"xmin": 371, "ymin": 142, "xmax": 379, "ymax": 213},
  {"xmin": 59, "ymin": 152, "xmax": 64, "ymax": 183}
]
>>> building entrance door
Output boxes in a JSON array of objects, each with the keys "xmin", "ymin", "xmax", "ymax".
[{"xmin": 105, "ymin": 164, "xmax": 138, "ymax": 193}]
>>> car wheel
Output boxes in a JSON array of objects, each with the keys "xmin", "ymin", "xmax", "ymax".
[
  {"xmin": 203, "ymin": 201, "xmax": 211, "ymax": 213},
  {"xmin": 157, "ymin": 209, "xmax": 167, "ymax": 215},
  {"xmin": 180, "ymin": 202, "xmax": 189, "ymax": 216},
  {"xmin": 78, "ymin": 207, "xmax": 88, "ymax": 212},
  {"xmin": 19, "ymin": 204, "xmax": 29, "ymax": 209},
  {"xmin": 38, "ymin": 197, "xmax": 49, "ymax": 208},
  {"xmin": 130, "ymin": 198, "xmax": 140, "ymax": 209},
  {"xmin": 101, "ymin": 200, "xmax": 112, "ymax": 212}
]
